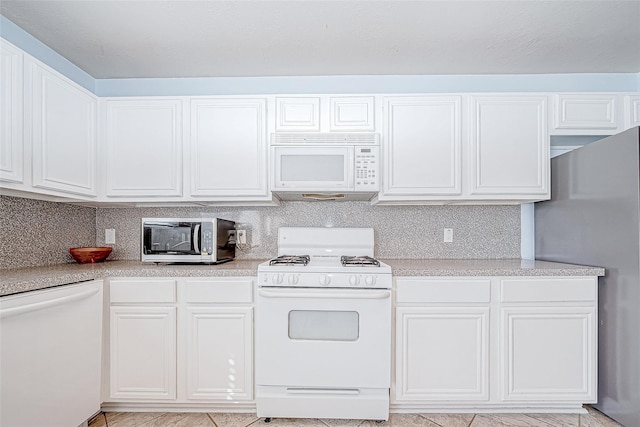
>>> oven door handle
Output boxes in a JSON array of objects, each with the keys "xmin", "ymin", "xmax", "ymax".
[{"xmin": 258, "ymin": 289, "xmax": 391, "ymax": 299}]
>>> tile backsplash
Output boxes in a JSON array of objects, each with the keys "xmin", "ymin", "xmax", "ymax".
[
  {"xmin": 95, "ymin": 202, "xmax": 520, "ymax": 260},
  {"xmin": 0, "ymin": 196, "xmax": 97, "ymax": 269},
  {"xmin": 1, "ymin": 196, "xmax": 520, "ymax": 269}
]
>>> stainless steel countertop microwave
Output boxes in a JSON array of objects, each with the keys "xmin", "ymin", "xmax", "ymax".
[{"xmin": 141, "ymin": 218, "xmax": 236, "ymax": 264}]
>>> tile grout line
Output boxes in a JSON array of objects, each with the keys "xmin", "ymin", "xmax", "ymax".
[
  {"xmin": 467, "ymin": 414, "xmax": 476, "ymax": 427},
  {"xmin": 206, "ymin": 413, "xmax": 219, "ymax": 427}
]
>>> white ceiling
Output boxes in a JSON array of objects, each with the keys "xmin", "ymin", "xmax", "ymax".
[{"xmin": 1, "ymin": 1, "xmax": 639, "ymax": 79}]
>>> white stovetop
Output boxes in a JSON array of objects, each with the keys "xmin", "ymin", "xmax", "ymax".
[{"xmin": 258, "ymin": 256, "xmax": 391, "ymax": 275}]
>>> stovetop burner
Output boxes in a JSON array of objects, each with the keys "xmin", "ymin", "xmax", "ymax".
[
  {"xmin": 269, "ymin": 255, "xmax": 311, "ymax": 266},
  {"xmin": 341, "ymin": 255, "xmax": 380, "ymax": 267}
]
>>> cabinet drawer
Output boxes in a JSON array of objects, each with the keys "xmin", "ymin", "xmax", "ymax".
[
  {"xmin": 396, "ymin": 278, "xmax": 491, "ymax": 303},
  {"xmin": 184, "ymin": 279, "xmax": 253, "ymax": 303},
  {"xmin": 110, "ymin": 279, "xmax": 176, "ymax": 303},
  {"xmin": 500, "ymin": 278, "xmax": 596, "ymax": 303}
]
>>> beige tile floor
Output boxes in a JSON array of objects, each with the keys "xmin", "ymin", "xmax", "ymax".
[{"xmin": 88, "ymin": 406, "xmax": 622, "ymax": 427}]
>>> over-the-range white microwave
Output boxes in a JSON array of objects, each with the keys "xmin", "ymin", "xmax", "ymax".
[{"xmin": 271, "ymin": 133, "xmax": 380, "ymax": 201}]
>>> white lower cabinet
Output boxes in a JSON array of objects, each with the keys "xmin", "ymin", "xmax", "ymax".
[
  {"xmin": 182, "ymin": 278, "xmax": 253, "ymax": 402},
  {"xmin": 105, "ymin": 277, "xmax": 254, "ymax": 410},
  {"xmin": 393, "ymin": 276, "xmax": 598, "ymax": 411},
  {"xmin": 395, "ymin": 307, "xmax": 489, "ymax": 401},
  {"xmin": 499, "ymin": 277, "xmax": 597, "ymax": 403},
  {"xmin": 108, "ymin": 279, "xmax": 177, "ymax": 400}
]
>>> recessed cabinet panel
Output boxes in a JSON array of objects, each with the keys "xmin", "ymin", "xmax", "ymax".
[
  {"xmin": 105, "ymin": 99, "xmax": 183, "ymax": 197},
  {"xmin": 553, "ymin": 94, "xmax": 619, "ymax": 132},
  {"xmin": 0, "ymin": 40, "xmax": 23, "ymax": 184},
  {"xmin": 186, "ymin": 307, "xmax": 253, "ymax": 400},
  {"xmin": 275, "ymin": 97, "xmax": 320, "ymax": 131},
  {"xmin": 29, "ymin": 59, "xmax": 97, "ymax": 196},
  {"xmin": 470, "ymin": 96, "xmax": 548, "ymax": 196},
  {"xmin": 501, "ymin": 307, "xmax": 596, "ymax": 402},
  {"xmin": 626, "ymin": 95, "xmax": 640, "ymax": 129},
  {"xmin": 330, "ymin": 96, "xmax": 375, "ymax": 131},
  {"xmin": 381, "ymin": 97, "xmax": 462, "ymax": 197},
  {"xmin": 190, "ymin": 98, "xmax": 268, "ymax": 197},
  {"xmin": 110, "ymin": 306, "xmax": 177, "ymax": 399},
  {"xmin": 396, "ymin": 307, "xmax": 489, "ymax": 401}
]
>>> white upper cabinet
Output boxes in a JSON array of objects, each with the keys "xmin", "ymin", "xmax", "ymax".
[
  {"xmin": 625, "ymin": 95, "xmax": 640, "ymax": 130},
  {"xmin": 276, "ymin": 97, "xmax": 320, "ymax": 132},
  {"xmin": 275, "ymin": 95, "xmax": 376, "ymax": 132},
  {"xmin": 26, "ymin": 57, "xmax": 97, "ymax": 197},
  {"xmin": 102, "ymin": 98, "xmax": 184, "ymax": 197},
  {"xmin": 469, "ymin": 95, "xmax": 549, "ymax": 199},
  {"xmin": 379, "ymin": 96, "xmax": 462, "ymax": 200},
  {"xmin": 190, "ymin": 98, "xmax": 269, "ymax": 199},
  {"xmin": 330, "ymin": 96, "xmax": 375, "ymax": 131},
  {"xmin": 0, "ymin": 39, "xmax": 24, "ymax": 184},
  {"xmin": 552, "ymin": 94, "xmax": 622, "ymax": 135}
]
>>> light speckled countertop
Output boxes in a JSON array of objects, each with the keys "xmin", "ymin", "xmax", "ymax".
[
  {"xmin": 382, "ymin": 258, "xmax": 605, "ymax": 277},
  {"xmin": 0, "ymin": 258, "xmax": 604, "ymax": 297}
]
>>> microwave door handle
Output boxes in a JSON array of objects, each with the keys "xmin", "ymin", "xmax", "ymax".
[{"xmin": 193, "ymin": 224, "xmax": 200, "ymax": 253}]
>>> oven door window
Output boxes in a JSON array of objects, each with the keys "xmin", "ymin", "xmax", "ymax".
[{"xmin": 288, "ymin": 310, "xmax": 359, "ymax": 341}]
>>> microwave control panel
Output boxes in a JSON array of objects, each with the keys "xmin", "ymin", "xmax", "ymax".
[
  {"xmin": 201, "ymin": 222, "xmax": 214, "ymax": 255},
  {"xmin": 354, "ymin": 146, "xmax": 379, "ymax": 191}
]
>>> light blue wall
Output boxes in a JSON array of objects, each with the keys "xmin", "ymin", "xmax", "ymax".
[
  {"xmin": 95, "ymin": 73, "xmax": 640, "ymax": 97},
  {"xmin": 0, "ymin": 16, "xmax": 95, "ymax": 92},
  {"xmin": 2, "ymin": 15, "xmax": 639, "ymax": 97}
]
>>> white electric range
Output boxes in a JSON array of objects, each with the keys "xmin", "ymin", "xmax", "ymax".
[{"xmin": 255, "ymin": 227, "xmax": 392, "ymax": 422}]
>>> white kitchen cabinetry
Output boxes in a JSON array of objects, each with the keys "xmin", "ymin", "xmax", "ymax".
[
  {"xmin": 181, "ymin": 278, "xmax": 253, "ymax": 401},
  {"xmin": 393, "ymin": 276, "xmax": 597, "ymax": 412},
  {"xmin": 26, "ymin": 57, "xmax": 97, "ymax": 197},
  {"xmin": 190, "ymin": 98, "xmax": 270, "ymax": 200},
  {"xmin": 394, "ymin": 279, "xmax": 490, "ymax": 403},
  {"xmin": 0, "ymin": 39, "xmax": 24, "ymax": 184},
  {"xmin": 469, "ymin": 95, "xmax": 549, "ymax": 199},
  {"xmin": 0, "ymin": 281, "xmax": 103, "ymax": 427},
  {"xmin": 379, "ymin": 96, "xmax": 462, "ymax": 200},
  {"xmin": 108, "ymin": 279, "xmax": 177, "ymax": 400},
  {"xmin": 275, "ymin": 95, "xmax": 376, "ymax": 132},
  {"xmin": 104, "ymin": 277, "xmax": 255, "ymax": 410},
  {"xmin": 102, "ymin": 98, "xmax": 184, "ymax": 197},
  {"xmin": 625, "ymin": 95, "xmax": 640, "ymax": 129},
  {"xmin": 552, "ymin": 94, "xmax": 622, "ymax": 135},
  {"xmin": 500, "ymin": 278, "xmax": 597, "ymax": 403}
]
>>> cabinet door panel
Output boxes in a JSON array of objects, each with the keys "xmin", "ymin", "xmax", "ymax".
[
  {"xmin": 395, "ymin": 307, "xmax": 489, "ymax": 401},
  {"xmin": 382, "ymin": 97, "xmax": 462, "ymax": 196},
  {"xmin": 330, "ymin": 96, "xmax": 375, "ymax": 131},
  {"xmin": 29, "ymin": 60, "xmax": 97, "ymax": 196},
  {"xmin": 186, "ymin": 307, "xmax": 253, "ymax": 400},
  {"xmin": 191, "ymin": 98, "xmax": 268, "ymax": 197},
  {"xmin": 276, "ymin": 97, "xmax": 320, "ymax": 131},
  {"xmin": 501, "ymin": 307, "xmax": 596, "ymax": 402},
  {"xmin": 470, "ymin": 96, "xmax": 548, "ymax": 196},
  {"xmin": 0, "ymin": 40, "xmax": 23, "ymax": 184},
  {"xmin": 626, "ymin": 95, "xmax": 640, "ymax": 129},
  {"xmin": 553, "ymin": 94, "xmax": 619, "ymax": 132},
  {"xmin": 110, "ymin": 306, "xmax": 176, "ymax": 399},
  {"xmin": 105, "ymin": 99, "xmax": 183, "ymax": 196}
]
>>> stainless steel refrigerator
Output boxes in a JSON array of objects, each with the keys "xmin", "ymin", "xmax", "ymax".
[{"xmin": 535, "ymin": 127, "xmax": 640, "ymax": 427}]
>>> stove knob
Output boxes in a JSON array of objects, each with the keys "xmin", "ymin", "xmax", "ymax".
[
  {"xmin": 364, "ymin": 275, "xmax": 376, "ymax": 286},
  {"xmin": 349, "ymin": 275, "xmax": 360, "ymax": 286},
  {"xmin": 272, "ymin": 273, "xmax": 284, "ymax": 285},
  {"xmin": 319, "ymin": 274, "xmax": 331, "ymax": 286},
  {"xmin": 288, "ymin": 274, "xmax": 299, "ymax": 285}
]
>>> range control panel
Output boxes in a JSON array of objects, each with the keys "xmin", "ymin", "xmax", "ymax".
[{"xmin": 354, "ymin": 146, "xmax": 379, "ymax": 191}]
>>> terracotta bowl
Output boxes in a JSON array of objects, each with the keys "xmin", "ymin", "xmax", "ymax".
[{"xmin": 69, "ymin": 247, "xmax": 112, "ymax": 264}]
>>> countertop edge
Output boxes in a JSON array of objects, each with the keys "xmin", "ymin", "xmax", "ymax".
[{"xmin": 1, "ymin": 259, "xmax": 605, "ymax": 297}]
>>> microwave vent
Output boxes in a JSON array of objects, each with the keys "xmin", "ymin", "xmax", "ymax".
[{"xmin": 272, "ymin": 133, "xmax": 380, "ymax": 145}]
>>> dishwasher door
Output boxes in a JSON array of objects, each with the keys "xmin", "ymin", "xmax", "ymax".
[{"xmin": 1, "ymin": 280, "xmax": 103, "ymax": 427}]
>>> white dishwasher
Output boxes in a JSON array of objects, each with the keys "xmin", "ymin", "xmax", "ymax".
[{"xmin": 1, "ymin": 280, "xmax": 103, "ymax": 427}]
